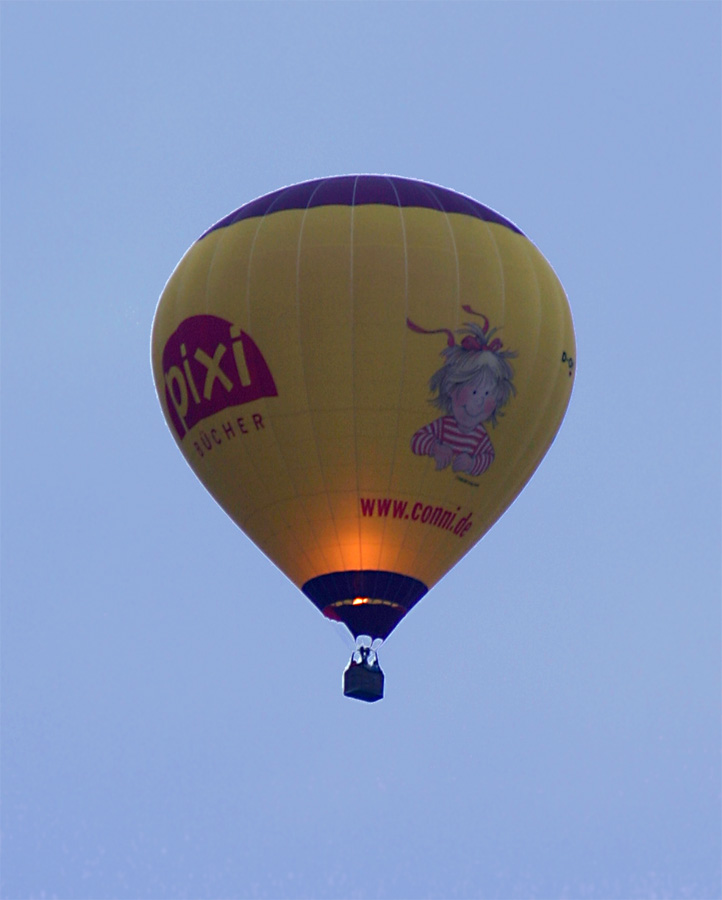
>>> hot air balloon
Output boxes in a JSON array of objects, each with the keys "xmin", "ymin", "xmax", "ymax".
[{"xmin": 151, "ymin": 175, "xmax": 575, "ymax": 701}]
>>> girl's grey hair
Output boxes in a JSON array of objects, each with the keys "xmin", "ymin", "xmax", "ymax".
[{"xmin": 429, "ymin": 322, "xmax": 516, "ymax": 427}]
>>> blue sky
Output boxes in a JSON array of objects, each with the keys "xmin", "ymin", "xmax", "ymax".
[{"xmin": 2, "ymin": 3, "xmax": 720, "ymax": 899}]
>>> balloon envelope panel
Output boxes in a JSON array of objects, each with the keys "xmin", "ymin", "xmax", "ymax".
[{"xmin": 151, "ymin": 175, "xmax": 575, "ymax": 639}]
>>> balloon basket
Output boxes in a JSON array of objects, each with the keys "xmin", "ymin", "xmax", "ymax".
[{"xmin": 343, "ymin": 647, "xmax": 384, "ymax": 702}]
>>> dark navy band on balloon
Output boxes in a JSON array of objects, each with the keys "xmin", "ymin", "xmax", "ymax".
[
  {"xmin": 200, "ymin": 175, "xmax": 524, "ymax": 239},
  {"xmin": 302, "ymin": 569, "xmax": 428, "ymax": 640}
]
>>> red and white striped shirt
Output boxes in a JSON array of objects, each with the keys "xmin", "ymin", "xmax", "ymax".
[{"xmin": 411, "ymin": 416, "xmax": 495, "ymax": 477}]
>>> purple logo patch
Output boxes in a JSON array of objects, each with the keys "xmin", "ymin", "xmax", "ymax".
[{"xmin": 162, "ymin": 315, "xmax": 277, "ymax": 440}]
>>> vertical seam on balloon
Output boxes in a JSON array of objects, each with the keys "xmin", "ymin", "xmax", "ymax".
[
  {"xmin": 395, "ymin": 184, "xmax": 444, "ymax": 573},
  {"xmin": 484, "ymin": 220, "xmax": 542, "ymax": 528},
  {"xmin": 516, "ymin": 237, "xmax": 567, "ymax": 467},
  {"xmin": 419, "ymin": 179, "xmax": 458, "ymax": 296},
  {"xmin": 479, "ymin": 217, "xmax": 507, "ymax": 336},
  {"xmin": 242, "ymin": 194, "xmax": 329, "ymax": 580},
  {"xmin": 350, "ymin": 175, "xmax": 363, "ymax": 573},
  {"xmin": 481, "ymin": 223, "xmax": 533, "ymax": 523},
  {"xmin": 221, "ymin": 218, "xmax": 281, "ymax": 557},
  {"xmin": 414, "ymin": 189, "xmax": 463, "ymax": 584},
  {"xmin": 379, "ymin": 176, "xmax": 409, "ymax": 582},
  {"xmin": 484, "ymin": 233, "xmax": 550, "ymax": 528},
  {"xmin": 294, "ymin": 180, "xmax": 345, "ymax": 576},
  {"xmin": 389, "ymin": 185, "xmax": 437, "ymax": 582},
  {"xmin": 399, "ymin": 185, "xmax": 463, "ymax": 587},
  {"xmin": 197, "ymin": 229, "xmax": 298, "ymax": 568},
  {"xmin": 243, "ymin": 197, "xmax": 316, "ymax": 573}
]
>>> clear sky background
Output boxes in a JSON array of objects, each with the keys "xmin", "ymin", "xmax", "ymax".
[{"xmin": 2, "ymin": 4, "xmax": 720, "ymax": 900}]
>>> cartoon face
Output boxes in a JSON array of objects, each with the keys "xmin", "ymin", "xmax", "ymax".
[{"xmin": 450, "ymin": 371, "xmax": 498, "ymax": 432}]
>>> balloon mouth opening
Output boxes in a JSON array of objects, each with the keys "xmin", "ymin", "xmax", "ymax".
[
  {"xmin": 322, "ymin": 598, "xmax": 407, "ymax": 641},
  {"xmin": 327, "ymin": 597, "xmax": 405, "ymax": 611},
  {"xmin": 303, "ymin": 570, "xmax": 427, "ymax": 640}
]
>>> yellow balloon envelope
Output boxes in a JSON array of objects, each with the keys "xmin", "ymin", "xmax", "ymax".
[{"xmin": 151, "ymin": 175, "xmax": 575, "ymax": 700}]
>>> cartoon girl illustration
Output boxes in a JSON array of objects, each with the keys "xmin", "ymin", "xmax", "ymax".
[{"xmin": 409, "ymin": 307, "xmax": 516, "ymax": 477}]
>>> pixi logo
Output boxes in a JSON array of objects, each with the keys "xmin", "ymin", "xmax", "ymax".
[{"xmin": 161, "ymin": 315, "xmax": 277, "ymax": 441}]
